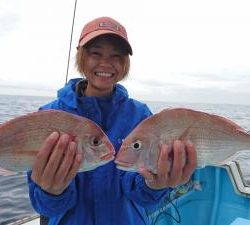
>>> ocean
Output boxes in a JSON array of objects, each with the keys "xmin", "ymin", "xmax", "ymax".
[{"xmin": 0, "ymin": 94, "xmax": 250, "ymax": 224}]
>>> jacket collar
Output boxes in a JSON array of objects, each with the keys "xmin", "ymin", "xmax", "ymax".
[{"xmin": 57, "ymin": 78, "xmax": 128, "ymax": 109}]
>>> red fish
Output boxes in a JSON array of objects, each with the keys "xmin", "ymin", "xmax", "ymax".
[
  {"xmin": 0, "ymin": 110, "xmax": 115, "ymax": 174},
  {"xmin": 115, "ymin": 108, "xmax": 250, "ymax": 173}
]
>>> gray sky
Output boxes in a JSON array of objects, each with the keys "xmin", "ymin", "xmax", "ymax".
[{"xmin": 1, "ymin": 0, "xmax": 250, "ymax": 105}]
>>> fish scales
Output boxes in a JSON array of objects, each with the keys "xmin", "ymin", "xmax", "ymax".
[
  {"xmin": 115, "ymin": 108, "xmax": 250, "ymax": 173},
  {"xmin": 1, "ymin": 112, "xmax": 81, "ymax": 150},
  {"xmin": 0, "ymin": 110, "xmax": 115, "ymax": 174}
]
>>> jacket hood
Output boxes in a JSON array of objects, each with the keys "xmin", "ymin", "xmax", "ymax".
[{"xmin": 57, "ymin": 78, "xmax": 129, "ymax": 109}]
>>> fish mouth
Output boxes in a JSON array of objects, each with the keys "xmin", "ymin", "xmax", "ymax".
[
  {"xmin": 114, "ymin": 159, "xmax": 134, "ymax": 168},
  {"xmin": 116, "ymin": 165, "xmax": 137, "ymax": 172},
  {"xmin": 101, "ymin": 153, "xmax": 115, "ymax": 161}
]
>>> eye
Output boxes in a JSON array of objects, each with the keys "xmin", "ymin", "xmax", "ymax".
[
  {"xmin": 112, "ymin": 54, "xmax": 122, "ymax": 59},
  {"xmin": 131, "ymin": 140, "xmax": 142, "ymax": 151},
  {"xmin": 88, "ymin": 48, "xmax": 102, "ymax": 57},
  {"xmin": 90, "ymin": 51, "xmax": 101, "ymax": 58},
  {"xmin": 90, "ymin": 136, "xmax": 102, "ymax": 146}
]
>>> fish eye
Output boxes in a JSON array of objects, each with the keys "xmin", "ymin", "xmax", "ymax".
[
  {"xmin": 131, "ymin": 140, "xmax": 142, "ymax": 151},
  {"xmin": 90, "ymin": 136, "xmax": 102, "ymax": 146}
]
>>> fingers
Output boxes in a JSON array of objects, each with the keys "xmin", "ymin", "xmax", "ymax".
[
  {"xmin": 157, "ymin": 140, "xmax": 185, "ymax": 187},
  {"xmin": 42, "ymin": 134, "xmax": 70, "ymax": 183},
  {"xmin": 182, "ymin": 141, "xmax": 197, "ymax": 183},
  {"xmin": 157, "ymin": 144, "xmax": 169, "ymax": 177},
  {"xmin": 56, "ymin": 141, "xmax": 82, "ymax": 185},
  {"xmin": 139, "ymin": 167, "xmax": 155, "ymax": 182},
  {"xmin": 64, "ymin": 152, "xmax": 82, "ymax": 186},
  {"xmin": 169, "ymin": 140, "xmax": 196, "ymax": 185},
  {"xmin": 55, "ymin": 141, "xmax": 77, "ymax": 180},
  {"xmin": 139, "ymin": 145, "xmax": 170, "ymax": 185},
  {"xmin": 31, "ymin": 132, "xmax": 59, "ymax": 182},
  {"xmin": 31, "ymin": 132, "xmax": 82, "ymax": 195},
  {"xmin": 139, "ymin": 167, "xmax": 157, "ymax": 188},
  {"xmin": 142, "ymin": 140, "xmax": 197, "ymax": 190},
  {"xmin": 169, "ymin": 140, "xmax": 185, "ymax": 180}
]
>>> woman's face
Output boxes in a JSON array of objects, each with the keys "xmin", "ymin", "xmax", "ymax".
[{"xmin": 83, "ymin": 37, "xmax": 127, "ymax": 97}]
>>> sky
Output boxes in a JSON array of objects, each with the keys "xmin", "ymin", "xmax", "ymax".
[{"xmin": 1, "ymin": 0, "xmax": 250, "ymax": 105}]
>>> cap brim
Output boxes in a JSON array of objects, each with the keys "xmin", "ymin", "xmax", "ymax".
[{"xmin": 78, "ymin": 30, "xmax": 133, "ymax": 55}]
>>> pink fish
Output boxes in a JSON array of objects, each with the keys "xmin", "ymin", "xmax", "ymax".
[
  {"xmin": 115, "ymin": 108, "xmax": 250, "ymax": 173},
  {"xmin": 0, "ymin": 110, "xmax": 115, "ymax": 174}
]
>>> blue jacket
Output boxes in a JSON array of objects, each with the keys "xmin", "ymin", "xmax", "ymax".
[{"xmin": 27, "ymin": 78, "xmax": 170, "ymax": 225}]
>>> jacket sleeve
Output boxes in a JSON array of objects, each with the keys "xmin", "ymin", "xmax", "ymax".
[
  {"xmin": 27, "ymin": 171, "xmax": 77, "ymax": 217},
  {"xmin": 121, "ymin": 171, "xmax": 171, "ymax": 208}
]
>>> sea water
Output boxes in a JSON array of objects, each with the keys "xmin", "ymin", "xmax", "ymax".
[
  {"xmin": 0, "ymin": 95, "xmax": 54, "ymax": 224},
  {"xmin": 0, "ymin": 94, "xmax": 250, "ymax": 224}
]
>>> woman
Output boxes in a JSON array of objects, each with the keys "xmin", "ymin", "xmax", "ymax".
[{"xmin": 27, "ymin": 16, "xmax": 197, "ymax": 225}]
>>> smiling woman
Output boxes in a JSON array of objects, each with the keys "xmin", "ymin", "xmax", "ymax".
[
  {"xmin": 75, "ymin": 34, "xmax": 131, "ymax": 96},
  {"xmin": 72, "ymin": 17, "xmax": 132, "ymax": 97},
  {"xmin": 76, "ymin": 34, "xmax": 130, "ymax": 76},
  {"xmin": 26, "ymin": 15, "xmax": 197, "ymax": 225}
]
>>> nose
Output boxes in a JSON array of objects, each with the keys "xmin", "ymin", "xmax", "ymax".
[{"xmin": 99, "ymin": 56, "xmax": 113, "ymax": 67}]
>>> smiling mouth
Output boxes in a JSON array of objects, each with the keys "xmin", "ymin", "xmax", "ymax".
[{"xmin": 95, "ymin": 72, "xmax": 113, "ymax": 78}]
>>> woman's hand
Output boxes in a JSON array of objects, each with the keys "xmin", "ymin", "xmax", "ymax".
[
  {"xmin": 139, "ymin": 140, "xmax": 197, "ymax": 190},
  {"xmin": 31, "ymin": 132, "xmax": 82, "ymax": 195}
]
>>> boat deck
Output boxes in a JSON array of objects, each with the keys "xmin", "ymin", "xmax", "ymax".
[{"xmin": 9, "ymin": 166, "xmax": 250, "ymax": 225}]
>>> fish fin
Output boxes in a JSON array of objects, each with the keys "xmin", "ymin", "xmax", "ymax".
[
  {"xmin": 0, "ymin": 167, "xmax": 18, "ymax": 176},
  {"xmin": 179, "ymin": 126, "xmax": 193, "ymax": 141}
]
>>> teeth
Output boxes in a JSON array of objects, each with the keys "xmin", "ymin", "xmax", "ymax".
[{"xmin": 95, "ymin": 72, "xmax": 112, "ymax": 77}]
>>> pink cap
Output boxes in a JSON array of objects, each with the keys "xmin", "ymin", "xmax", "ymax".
[{"xmin": 78, "ymin": 17, "xmax": 132, "ymax": 55}]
